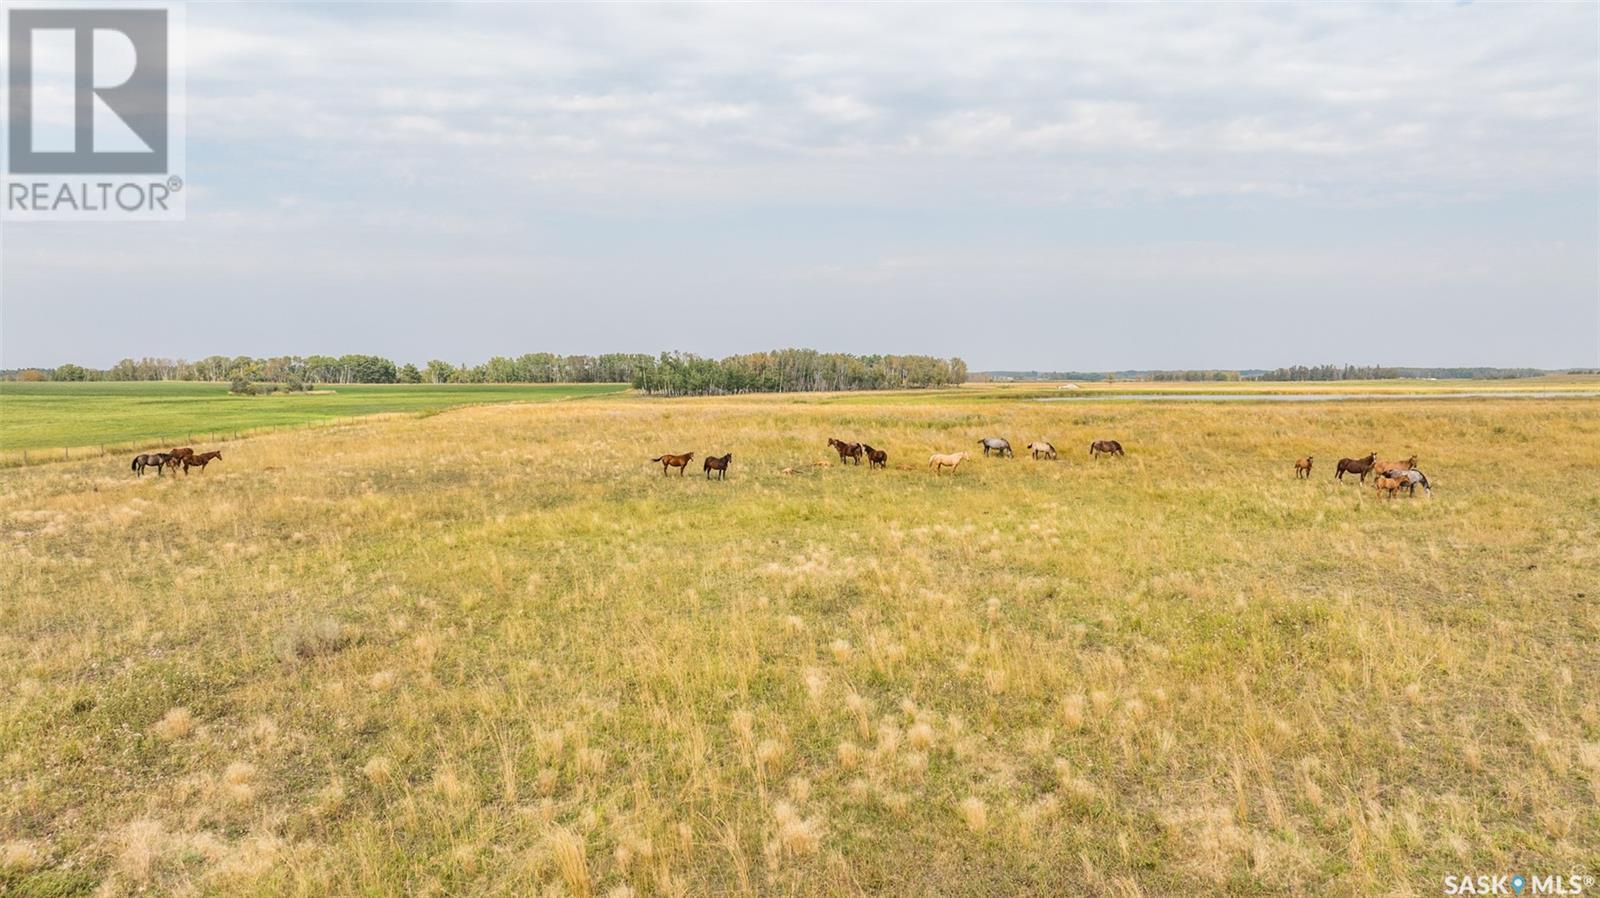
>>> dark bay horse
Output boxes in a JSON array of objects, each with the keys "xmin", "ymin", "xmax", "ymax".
[
  {"xmin": 862, "ymin": 444, "xmax": 888, "ymax": 469},
  {"xmin": 828, "ymin": 438, "xmax": 863, "ymax": 465},
  {"xmin": 182, "ymin": 450, "xmax": 222, "ymax": 474},
  {"xmin": 652, "ymin": 452, "xmax": 695, "ymax": 476},
  {"xmin": 1089, "ymin": 440, "xmax": 1124, "ymax": 459},
  {"xmin": 1335, "ymin": 452, "xmax": 1377, "ymax": 482},
  {"xmin": 132, "ymin": 452, "xmax": 173, "ymax": 477},
  {"xmin": 703, "ymin": 453, "xmax": 732, "ymax": 480}
]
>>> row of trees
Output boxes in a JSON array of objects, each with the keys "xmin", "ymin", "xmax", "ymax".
[
  {"xmin": 631, "ymin": 350, "xmax": 967, "ymax": 395},
  {"xmin": 15, "ymin": 350, "xmax": 967, "ymax": 394},
  {"xmin": 1250, "ymin": 364, "xmax": 1546, "ymax": 381}
]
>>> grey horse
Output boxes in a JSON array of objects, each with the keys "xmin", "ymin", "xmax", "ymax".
[{"xmin": 978, "ymin": 437, "xmax": 1013, "ymax": 458}]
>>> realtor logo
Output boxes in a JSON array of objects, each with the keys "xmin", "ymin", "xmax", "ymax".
[{"xmin": 4, "ymin": 3, "xmax": 185, "ymax": 220}]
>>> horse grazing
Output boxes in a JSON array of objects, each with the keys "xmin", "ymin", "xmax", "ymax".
[
  {"xmin": 978, "ymin": 437, "xmax": 1013, "ymax": 458},
  {"xmin": 703, "ymin": 453, "xmax": 732, "ymax": 480},
  {"xmin": 1295, "ymin": 456, "xmax": 1313, "ymax": 479},
  {"xmin": 182, "ymin": 450, "xmax": 222, "ymax": 474},
  {"xmin": 1382, "ymin": 467, "xmax": 1431, "ymax": 497},
  {"xmin": 1089, "ymin": 440, "xmax": 1124, "ymax": 459},
  {"xmin": 862, "ymin": 444, "xmax": 888, "ymax": 469},
  {"xmin": 1334, "ymin": 452, "xmax": 1377, "ymax": 482},
  {"xmin": 929, "ymin": 451, "xmax": 968, "ymax": 474},
  {"xmin": 1026, "ymin": 441, "xmax": 1057, "ymax": 460},
  {"xmin": 131, "ymin": 452, "xmax": 173, "ymax": 477},
  {"xmin": 828, "ymin": 438, "xmax": 864, "ymax": 465},
  {"xmin": 651, "ymin": 452, "xmax": 695, "ymax": 476},
  {"xmin": 1373, "ymin": 474, "xmax": 1405, "ymax": 500}
]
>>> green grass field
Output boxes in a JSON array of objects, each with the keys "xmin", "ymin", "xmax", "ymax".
[
  {"xmin": 1, "ymin": 388, "xmax": 1596, "ymax": 896},
  {"xmin": 0, "ymin": 381, "xmax": 629, "ymax": 461}
]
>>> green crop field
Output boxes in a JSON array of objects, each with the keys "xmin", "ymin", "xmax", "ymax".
[{"xmin": 0, "ymin": 381, "xmax": 629, "ymax": 462}]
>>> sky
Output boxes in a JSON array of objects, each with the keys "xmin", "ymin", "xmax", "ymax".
[{"xmin": 1, "ymin": 2, "xmax": 1596, "ymax": 372}]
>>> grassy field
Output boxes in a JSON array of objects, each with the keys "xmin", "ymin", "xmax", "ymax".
[
  {"xmin": 0, "ymin": 382, "xmax": 629, "ymax": 462},
  {"xmin": 1, "ymin": 391, "xmax": 1597, "ymax": 896}
]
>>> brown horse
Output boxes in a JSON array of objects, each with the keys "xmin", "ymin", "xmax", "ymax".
[
  {"xmin": 1375, "ymin": 455, "xmax": 1417, "ymax": 477},
  {"xmin": 703, "ymin": 453, "xmax": 732, "ymax": 480},
  {"xmin": 828, "ymin": 438, "xmax": 863, "ymax": 465},
  {"xmin": 182, "ymin": 450, "xmax": 222, "ymax": 474},
  {"xmin": 862, "ymin": 444, "xmax": 888, "ymax": 469},
  {"xmin": 1373, "ymin": 474, "xmax": 1405, "ymax": 500},
  {"xmin": 169, "ymin": 447, "xmax": 195, "ymax": 461},
  {"xmin": 651, "ymin": 452, "xmax": 695, "ymax": 476},
  {"xmin": 1295, "ymin": 456, "xmax": 1313, "ymax": 479},
  {"xmin": 1335, "ymin": 452, "xmax": 1377, "ymax": 482},
  {"xmin": 1089, "ymin": 440, "xmax": 1124, "ymax": 459}
]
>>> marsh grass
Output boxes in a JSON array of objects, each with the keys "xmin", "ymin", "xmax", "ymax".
[{"xmin": 1, "ymin": 394, "xmax": 1597, "ymax": 896}]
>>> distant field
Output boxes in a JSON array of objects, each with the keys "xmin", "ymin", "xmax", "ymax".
[
  {"xmin": 0, "ymin": 381, "xmax": 629, "ymax": 460},
  {"xmin": 1, "ymin": 393, "xmax": 1595, "ymax": 896}
]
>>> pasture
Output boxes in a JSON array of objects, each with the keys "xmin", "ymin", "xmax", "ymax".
[
  {"xmin": 0, "ymin": 381, "xmax": 629, "ymax": 464},
  {"xmin": 2, "ymin": 391, "xmax": 1597, "ymax": 897}
]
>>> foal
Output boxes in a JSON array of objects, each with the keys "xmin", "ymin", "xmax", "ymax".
[
  {"xmin": 1295, "ymin": 456, "xmax": 1313, "ymax": 479},
  {"xmin": 862, "ymin": 444, "xmax": 888, "ymax": 469},
  {"xmin": 1027, "ymin": 441, "xmax": 1057, "ymax": 460},
  {"xmin": 703, "ymin": 453, "xmax": 732, "ymax": 480},
  {"xmin": 651, "ymin": 452, "xmax": 695, "ymax": 476}
]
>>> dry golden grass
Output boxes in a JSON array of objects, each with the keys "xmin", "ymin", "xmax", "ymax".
[{"xmin": 1, "ymin": 392, "xmax": 1597, "ymax": 896}]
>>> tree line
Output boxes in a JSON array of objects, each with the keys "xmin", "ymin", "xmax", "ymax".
[
  {"xmin": 1250, "ymin": 364, "xmax": 1546, "ymax": 381},
  {"xmin": 12, "ymin": 350, "xmax": 967, "ymax": 394}
]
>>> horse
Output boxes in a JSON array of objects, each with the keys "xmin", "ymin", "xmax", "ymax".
[
  {"xmin": 651, "ymin": 452, "xmax": 695, "ymax": 476},
  {"xmin": 828, "ymin": 438, "xmax": 863, "ymax": 465},
  {"xmin": 168, "ymin": 447, "xmax": 195, "ymax": 462},
  {"xmin": 1089, "ymin": 440, "xmax": 1124, "ymax": 459},
  {"xmin": 1373, "ymin": 474, "xmax": 1405, "ymax": 500},
  {"xmin": 862, "ymin": 444, "xmax": 888, "ymax": 469},
  {"xmin": 131, "ymin": 452, "xmax": 173, "ymax": 477},
  {"xmin": 182, "ymin": 450, "xmax": 222, "ymax": 474},
  {"xmin": 1375, "ymin": 455, "xmax": 1417, "ymax": 476},
  {"xmin": 1335, "ymin": 452, "xmax": 1377, "ymax": 482},
  {"xmin": 1295, "ymin": 456, "xmax": 1313, "ymax": 479},
  {"xmin": 978, "ymin": 437, "xmax": 1013, "ymax": 458},
  {"xmin": 703, "ymin": 453, "xmax": 732, "ymax": 480},
  {"xmin": 929, "ymin": 451, "xmax": 968, "ymax": 474},
  {"xmin": 1026, "ymin": 441, "xmax": 1057, "ymax": 460},
  {"xmin": 1382, "ymin": 467, "xmax": 1431, "ymax": 496}
]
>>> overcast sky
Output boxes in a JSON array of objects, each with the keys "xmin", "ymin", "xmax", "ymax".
[{"xmin": 2, "ymin": 2, "xmax": 1596, "ymax": 371}]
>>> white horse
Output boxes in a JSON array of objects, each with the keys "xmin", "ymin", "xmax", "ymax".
[{"xmin": 929, "ymin": 451, "xmax": 968, "ymax": 474}]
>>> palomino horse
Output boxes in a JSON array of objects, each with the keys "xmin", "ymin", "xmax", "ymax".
[
  {"xmin": 651, "ymin": 452, "xmax": 695, "ymax": 476},
  {"xmin": 1335, "ymin": 452, "xmax": 1377, "ymax": 482},
  {"xmin": 929, "ymin": 451, "xmax": 968, "ymax": 474},
  {"xmin": 828, "ymin": 438, "xmax": 863, "ymax": 465},
  {"xmin": 862, "ymin": 444, "xmax": 888, "ymax": 469},
  {"xmin": 131, "ymin": 452, "xmax": 173, "ymax": 477},
  {"xmin": 978, "ymin": 437, "xmax": 1013, "ymax": 457},
  {"xmin": 1089, "ymin": 440, "xmax": 1124, "ymax": 459},
  {"xmin": 1026, "ymin": 441, "xmax": 1057, "ymax": 460},
  {"xmin": 182, "ymin": 450, "xmax": 222, "ymax": 474},
  {"xmin": 1295, "ymin": 457, "xmax": 1313, "ymax": 479},
  {"xmin": 703, "ymin": 453, "xmax": 732, "ymax": 480}
]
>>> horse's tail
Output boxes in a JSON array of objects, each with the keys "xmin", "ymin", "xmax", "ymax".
[
  {"xmin": 131, "ymin": 456, "xmax": 140, "ymax": 471},
  {"xmin": 650, "ymin": 456, "xmax": 663, "ymax": 463}
]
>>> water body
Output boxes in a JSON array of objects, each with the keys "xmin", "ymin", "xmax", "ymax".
[{"xmin": 1035, "ymin": 391, "xmax": 1600, "ymax": 403}]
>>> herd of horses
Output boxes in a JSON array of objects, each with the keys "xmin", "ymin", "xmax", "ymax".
[
  {"xmin": 647, "ymin": 437, "xmax": 1433, "ymax": 498},
  {"xmin": 131, "ymin": 447, "xmax": 222, "ymax": 477},
  {"xmin": 649, "ymin": 436, "xmax": 1133, "ymax": 479}
]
